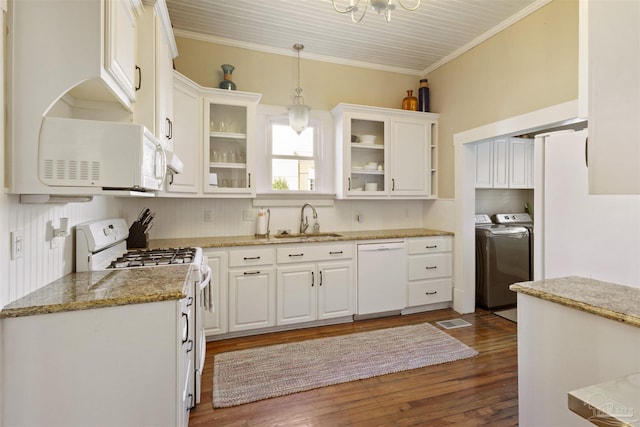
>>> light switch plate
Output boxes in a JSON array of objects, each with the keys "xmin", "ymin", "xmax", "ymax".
[
  {"xmin": 11, "ymin": 230, "xmax": 24, "ymax": 260},
  {"xmin": 243, "ymin": 210, "xmax": 255, "ymax": 221}
]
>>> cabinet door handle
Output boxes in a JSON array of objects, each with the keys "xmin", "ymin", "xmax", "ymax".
[
  {"xmin": 248, "ymin": 173, "xmax": 251, "ymax": 188},
  {"xmin": 243, "ymin": 256, "xmax": 261, "ymax": 260},
  {"xmin": 135, "ymin": 65, "xmax": 141, "ymax": 91},
  {"xmin": 348, "ymin": 177, "xmax": 351, "ymax": 191},
  {"xmin": 166, "ymin": 118, "xmax": 173, "ymax": 139},
  {"xmin": 243, "ymin": 270, "xmax": 260, "ymax": 275},
  {"xmin": 319, "ymin": 270, "xmax": 323, "ymax": 286},
  {"xmin": 425, "ymin": 266, "xmax": 437, "ymax": 270},
  {"xmin": 425, "ymin": 245, "xmax": 438, "ymax": 249},
  {"xmin": 181, "ymin": 313, "xmax": 189, "ymax": 344},
  {"xmin": 425, "ymin": 291, "xmax": 438, "ymax": 295},
  {"xmin": 289, "ymin": 253, "xmax": 304, "ymax": 257},
  {"xmin": 187, "ymin": 393, "xmax": 194, "ymax": 410},
  {"xmin": 186, "ymin": 339, "xmax": 193, "ymax": 353},
  {"xmin": 585, "ymin": 137, "xmax": 588, "ymax": 168},
  {"xmin": 311, "ymin": 271, "xmax": 314, "ymax": 287},
  {"xmin": 329, "ymin": 251, "xmax": 343, "ymax": 255},
  {"xmin": 392, "ymin": 178, "xmax": 396, "ymax": 191},
  {"xmin": 186, "ymin": 296, "xmax": 193, "ymax": 307}
]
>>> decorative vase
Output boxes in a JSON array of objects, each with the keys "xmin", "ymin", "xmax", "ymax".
[
  {"xmin": 219, "ymin": 64, "xmax": 237, "ymax": 90},
  {"xmin": 418, "ymin": 79, "xmax": 430, "ymax": 112},
  {"xmin": 402, "ymin": 90, "xmax": 418, "ymax": 111}
]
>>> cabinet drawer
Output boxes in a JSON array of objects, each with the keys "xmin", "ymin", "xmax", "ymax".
[
  {"xmin": 277, "ymin": 243, "xmax": 353, "ymax": 264},
  {"xmin": 408, "ymin": 279, "xmax": 452, "ymax": 306},
  {"xmin": 408, "ymin": 236, "xmax": 452, "ymax": 254},
  {"xmin": 229, "ymin": 248, "xmax": 275, "ymax": 267},
  {"xmin": 408, "ymin": 253, "xmax": 452, "ymax": 280}
]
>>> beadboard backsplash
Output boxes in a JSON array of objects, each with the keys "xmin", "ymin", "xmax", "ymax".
[
  {"xmin": 118, "ymin": 198, "xmax": 428, "ymax": 239},
  {"xmin": 1, "ymin": 195, "xmax": 118, "ymax": 307}
]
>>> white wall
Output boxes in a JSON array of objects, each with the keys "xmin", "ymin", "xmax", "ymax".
[{"xmin": 475, "ymin": 189, "xmax": 533, "ymax": 216}]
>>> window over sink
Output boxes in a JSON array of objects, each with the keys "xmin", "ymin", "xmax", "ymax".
[
  {"xmin": 255, "ymin": 105, "xmax": 334, "ymax": 198},
  {"xmin": 270, "ymin": 122, "xmax": 316, "ymax": 191}
]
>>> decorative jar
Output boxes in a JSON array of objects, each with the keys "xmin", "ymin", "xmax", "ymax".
[
  {"xmin": 219, "ymin": 64, "xmax": 237, "ymax": 90},
  {"xmin": 402, "ymin": 90, "xmax": 418, "ymax": 111}
]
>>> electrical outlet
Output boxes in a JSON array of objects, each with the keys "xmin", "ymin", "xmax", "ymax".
[
  {"xmin": 204, "ymin": 210, "xmax": 213, "ymax": 222},
  {"xmin": 355, "ymin": 212, "xmax": 364, "ymax": 223},
  {"xmin": 10, "ymin": 230, "xmax": 24, "ymax": 260},
  {"xmin": 243, "ymin": 209, "xmax": 256, "ymax": 221}
]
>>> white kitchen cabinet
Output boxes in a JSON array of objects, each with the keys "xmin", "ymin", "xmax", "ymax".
[
  {"xmin": 276, "ymin": 243, "xmax": 355, "ymax": 326},
  {"xmin": 474, "ymin": 139, "xmax": 493, "ymax": 188},
  {"xmin": 492, "ymin": 138, "xmax": 510, "ymax": 189},
  {"xmin": 134, "ymin": 0, "xmax": 178, "ymax": 151},
  {"xmin": 166, "ymin": 72, "xmax": 202, "ymax": 194},
  {"xmin": 203, "ymin": 250, "xmax": 228, "ymax": 336},
  {"xmin": 332, "ymin": 103, "xmax": 439, "ymax": 199},
  {"xmin": 586, "ymin": 0, "xmax": 640, "ymax": 194},
  {"xmin": 406, "ymin": 236, "xmax": 453, "ymax": 308},
  {"xmin": 203, "ymin": 89, "xmax": 262, "ymax": 197},
  {"xmin": 474, "ymin": 137, "xmax": 533, "ymax": 189},
  {"xmin": 227, "ymin": 247, "xmax": 276, "ymax": 332},
  {"xmin": 8, "ymin": 0, "xmax": 143, "ymax": 195},
  {"xmin": 105, "ymin": 0, "xmax": 141, "ymax": 106},
  {"xmin": 3, "ymin": 295, "xmax": 193, "ymax": 427},
  {"xmin": 508, "ymin": 137, "xmax": 534, "ymax": 189}
]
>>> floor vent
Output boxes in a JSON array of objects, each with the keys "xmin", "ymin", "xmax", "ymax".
[{"xmin": 436, "ymin": 319, "xmax": 472, "ymax": 329}]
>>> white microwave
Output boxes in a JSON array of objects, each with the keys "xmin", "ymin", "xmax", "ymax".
[{"xmin": 38, "ymin": 117, "xmax": 167, "ymax": 192}]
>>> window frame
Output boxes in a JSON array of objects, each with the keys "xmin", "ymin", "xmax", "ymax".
[{"xmin": 255, "ymin": 105, "xmax": 334, "ymax": 198}]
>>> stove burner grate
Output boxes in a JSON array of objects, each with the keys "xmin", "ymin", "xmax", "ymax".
[{"xmin": 108, "ymin": 247, "xmax": 197, "ymax": 269}]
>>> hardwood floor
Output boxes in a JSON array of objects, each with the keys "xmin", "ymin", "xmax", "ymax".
[{"xmin": 189, "ymin": 308, "xmax": 518, "ymax": 426}]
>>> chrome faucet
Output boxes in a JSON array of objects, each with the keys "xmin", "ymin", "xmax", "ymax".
[{"xmin": 300, "ymin": 203, "xmax": 319, "ymax": 234}]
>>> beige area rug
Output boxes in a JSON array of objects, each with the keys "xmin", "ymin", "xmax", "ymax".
[
  {"xmin": 213, "ymin": 322, "xmax": 478, "ymax": 408},
  {"xmin": 494, "ymin": 308, "xmax": 518, "ymax": 323}
]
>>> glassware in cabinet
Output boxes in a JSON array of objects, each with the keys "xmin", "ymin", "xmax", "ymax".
[
  {"xmin": 348, "ymin": 118, "xmax": 385, "ymax": 193},
  {"xmin": 203, "ymin": 90, "xmax": 261, "ymax": 195}
]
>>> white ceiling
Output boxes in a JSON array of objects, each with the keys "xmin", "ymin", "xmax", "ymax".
[{"xmin": 165, "ymin": 0, "xmax": 548, "ymax": 75}]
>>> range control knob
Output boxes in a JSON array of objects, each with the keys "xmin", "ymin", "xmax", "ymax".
[{"xmin": 103, "ymin": 224, "xmax": 114, "ymax": 236}]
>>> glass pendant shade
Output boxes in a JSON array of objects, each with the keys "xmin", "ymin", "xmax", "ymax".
[
  {"xmin": 288, "ymin": 96, "xmax": 310, "ymax": 135},
  {"xmin": 288, "ymin": 44, "xmax": 310, "ymax": 135}
]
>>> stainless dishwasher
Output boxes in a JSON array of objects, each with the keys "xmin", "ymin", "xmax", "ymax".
[{"xmin": 357, "ymin": 241, "xmax": 407, "ymax": 318}]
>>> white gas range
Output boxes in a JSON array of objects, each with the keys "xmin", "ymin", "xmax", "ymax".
[{"xmin": 76, "ymin": 218, "xmax": 211, "ymax": 408}]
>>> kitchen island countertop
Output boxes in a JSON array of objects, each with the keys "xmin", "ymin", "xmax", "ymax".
[
  {"xmin": 149, "ymin": 227, "xmax": 453, "ymax": 249},
  {"xmin": 510, "ymin": 276, "xmax": 640, "ymax": 328},
  {"xmin": 0, "ymin": 265, "xmax": 191, "ymax": 319}
]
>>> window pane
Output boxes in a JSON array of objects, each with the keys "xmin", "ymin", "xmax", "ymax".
[
  {"xmin": 272, "ymin": 159, "xmax": 316, "ymax": 191},
  {"xmin": 272, "ymin": 124, "xmax": 314, "ymax": 157}
]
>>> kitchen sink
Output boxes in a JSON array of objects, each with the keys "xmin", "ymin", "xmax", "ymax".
[{"xmin": 273, "ymin": 232, "xmax": 343, "ymax": 239}]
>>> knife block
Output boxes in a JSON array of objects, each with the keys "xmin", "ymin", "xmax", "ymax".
[{"xmin": 127, "ymin": 221, "xmax": 148, "ymax": 249}]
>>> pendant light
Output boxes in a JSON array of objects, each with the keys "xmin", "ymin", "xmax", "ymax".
[{"xmin": 288, "ymin": 43, "xmax": 310, "ymax": 135}]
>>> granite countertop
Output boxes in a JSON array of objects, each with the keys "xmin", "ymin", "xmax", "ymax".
[
  {"xmin": 568, "ymin": 372, "xmax": 640, "ymax": 426},
  {"xmin": 149, "ymin": 227, "xmax": 453, "ymax": 249},
  {"xmin": 510, "ymin": 276, "xmax": 640, "ymax": 328},
  {"xmin": 0, "ymin": 265, "xmax": 191, "ymax": 319}
]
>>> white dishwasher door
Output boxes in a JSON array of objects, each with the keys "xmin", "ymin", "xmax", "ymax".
[{"xmin": 357, "ymin": 241, "xmax": 407, "ymax": 315}]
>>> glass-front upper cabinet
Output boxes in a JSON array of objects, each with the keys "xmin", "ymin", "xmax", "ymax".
[
  {"xmin": 332, "ymin": 103, "xmax": 439, "ymax": 199},
  {"xmin": 203, "ymin": 89, "xmax": 261, "ymax": 197},
  {"xmin": 347, "ymin": 117, "xmax": 387, "ymax": 195}
]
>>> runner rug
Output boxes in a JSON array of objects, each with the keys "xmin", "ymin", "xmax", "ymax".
[{"xmin": 213, "ymin": 322, "xmax": 478, "ymax": 408}]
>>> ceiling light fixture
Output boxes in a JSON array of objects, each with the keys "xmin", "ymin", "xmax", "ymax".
[
  {"xmin": 332, "ymin": 0, "xmax": 421, "ymax": 23},
  {"xmin": 287, "ymin": 43, "xmax": 310, "ymax": 135}
]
